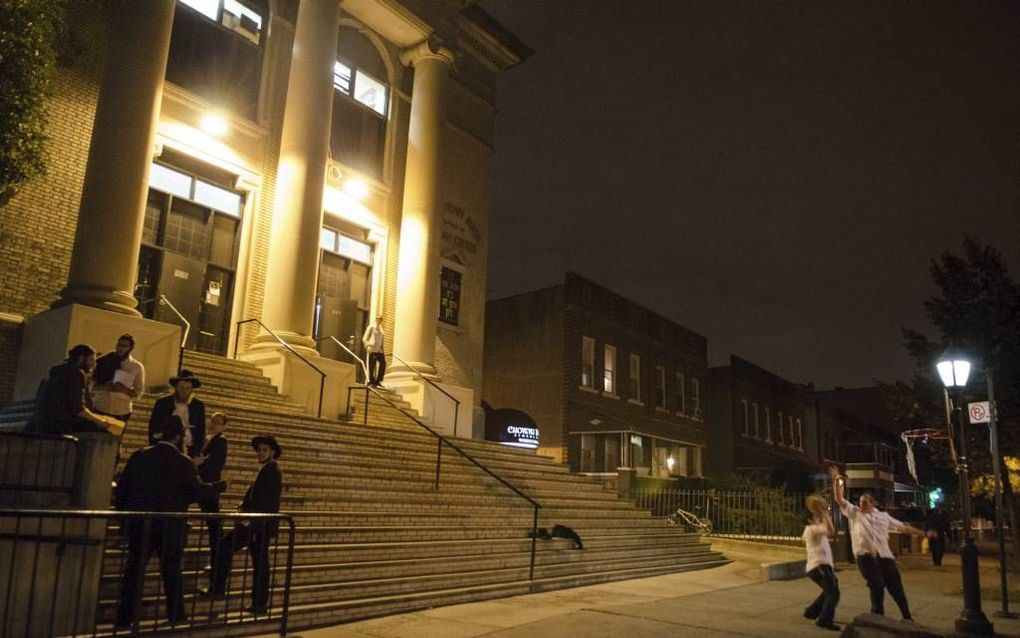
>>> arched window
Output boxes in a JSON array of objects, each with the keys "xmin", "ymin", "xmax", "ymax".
[
  {"xmin": 331, "ymin": 27, "xmax": 389, "ymax": 180},
  {"xmin": 166, "ymin": 0, "xmax": 267, "ymax": 119}
]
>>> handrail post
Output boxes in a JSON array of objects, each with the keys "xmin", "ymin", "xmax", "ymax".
[
  {"xmin": 363, "ymin": 387, "xmax": 369, "ymax": 426},
  {"xmin": 529, "ymin": 505, "xmax": 539, "ymax": 580},
  {"xmin": 453, "ymin": 402, "xmax": 460, "ymax": 438},
  {"xmin": 317, "ymin": 376, "xmax": 324, "ymax": 418},
  {"xmin": 280, "ymin": 516, "xmax": 296, "ymax": 637},
  {"xmin": 435, "ymin": 438, "xmax": 443, "ymax": 491}
]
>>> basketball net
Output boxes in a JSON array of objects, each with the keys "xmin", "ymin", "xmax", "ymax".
[{"xmin": 900, "ymin": 427, "xmax": 952, "ymax": 482}]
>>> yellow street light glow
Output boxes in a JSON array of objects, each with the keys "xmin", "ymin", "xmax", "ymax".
[
  {"xmin": 200, "ymin": 112, "xmax": 229, "ymax": 137},
  {"xmin": 343, "ymin": 178, "xmax": 369, "ymax": 200},
  {"xmin": 666, "ymin": 456, "xmax": 676, "ymax": 471}
]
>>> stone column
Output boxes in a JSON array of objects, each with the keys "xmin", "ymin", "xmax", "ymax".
[
  {"xmin": 253, "ymin": 0, "xmax": 339, "ymax": 355},
  {"xmin": 392, "ymin": 42, "xmax": 454, "ymax": 374},
  {"xmin": 53, "ymin": 1, "xmax": 176, "ymax": 316}
]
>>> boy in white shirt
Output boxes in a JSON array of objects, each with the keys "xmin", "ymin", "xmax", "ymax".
[
  {"xmin": 92, "ymin": 334, "xmax": 145, "ymax": 424},
  {"xmin": 803, "ymin": 494, "xmax": 840, "ymax": 631}
]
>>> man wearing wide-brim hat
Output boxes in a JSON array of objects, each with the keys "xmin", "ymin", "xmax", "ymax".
[
  {"xmin": 148, "ymin": 370, "xmax": 206, "ymax": 458},
  {"xmin": 203, "ymin": 435, "xmax": 283, "ymax": 615}
]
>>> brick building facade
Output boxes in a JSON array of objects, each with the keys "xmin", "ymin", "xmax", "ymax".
[{"xmin": 483, "ymin": 273, "xmax": 708, "ymax": 476}]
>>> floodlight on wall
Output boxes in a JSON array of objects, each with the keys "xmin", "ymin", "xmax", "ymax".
[
  {"xmin": 200, "ymin": 112, "xmax": 229, "ymax": 137},
  {"xmin": 343, "ymin": 178, "xmax": 369, "ymax": 201}
]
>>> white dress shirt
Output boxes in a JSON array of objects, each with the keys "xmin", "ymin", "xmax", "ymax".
[
  {"xmin": 92, "ymin": 355, "xmax": 145, "ymax": 416},
  {"xmin": 362, "ymin": 324, "xmax": 385, "ymax": 354},
  {"xmin": 802, "ymin": 522, "xmax": 834, "ymax": 572},
  {"xmin": 843, "ymin": 502, "xmax": 904, "ymax": 559}
]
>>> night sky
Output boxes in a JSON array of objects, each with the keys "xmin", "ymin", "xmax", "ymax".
[{"xmin": 480, "ymin": 0, "xmax": 1020, "ymax": 389}]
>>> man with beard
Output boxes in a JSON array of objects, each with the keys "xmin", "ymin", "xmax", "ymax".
[
  {"xmin": 31, "ymin": 344, "xmax": 119, "ymax": 435},
  {"xmin": 148, "ymin": 369, "xmax": 206, "ymax": 458},
  {"xmin": 92, "ymin": 334, "xmax": 146, "ymax": 426}
]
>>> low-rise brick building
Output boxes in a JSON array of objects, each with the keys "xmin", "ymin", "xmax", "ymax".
[{"xmin": 483, "ymin": 273, "xmax": 708, "ymax": 477}]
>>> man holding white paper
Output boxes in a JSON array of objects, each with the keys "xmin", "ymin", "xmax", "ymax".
[{"xmin": 92, "ymin": 334, "xmax": 146, "ymax": 425}]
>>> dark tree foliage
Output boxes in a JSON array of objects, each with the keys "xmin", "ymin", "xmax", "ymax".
[
  {"xmin": 897, "ymin": 236, "xmax": 1020, "ymax": 564},
  {"xmin": 0, "ymin": 0, "xmax": 66, "ymax": 200}
]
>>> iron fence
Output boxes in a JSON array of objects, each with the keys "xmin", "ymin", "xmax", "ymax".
[
  {"xmin": 0, "ymin": 509, "xmax": 295, "ymax": 637},
  {"xmin": 0, "ymin": 432, "xmax": 81, "ymax": 495},
  {"xmin": 635, "ymin": 488, "xmax": 809, "ymax": 544}
]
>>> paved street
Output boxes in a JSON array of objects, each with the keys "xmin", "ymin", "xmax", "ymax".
[{"xmin": 285, "ymin": 554, "xmax": 1020, "ymax": 638}]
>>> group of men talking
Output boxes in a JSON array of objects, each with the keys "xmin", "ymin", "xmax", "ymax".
[{"xmin": 28, "ymin": 338, "xmax": 284, "ymax": 627}]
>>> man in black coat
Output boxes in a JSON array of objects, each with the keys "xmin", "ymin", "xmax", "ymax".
[
  {"xmin": 195, "ymin": 412, "xmax": 229, "ymax": 564},
  {"xmin": 115, "ymin": 417, "xmax": 227, "ymax": 627},
  {"xmin": 203, "ymin": 435, "xmax": 283, "ymax": 615},
  {"xmin": 148, "ymin": 369, "xmax": 206, "ymax": 458},
  {"xmin": 925, "ymin": 507, "xmax": 951, "ymax": 567}
]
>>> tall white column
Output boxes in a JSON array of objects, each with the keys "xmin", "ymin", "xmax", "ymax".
[
  {"xmin": 253, "ymin": 0, "xmax": 339, "ymax": 355},
  {"xmin": 392, "ymin": 42, "xmax": 454, "ymax": 374},
  {"xmin": 54, "ymin": 1, "xmax": 176, "ymax": 316}
]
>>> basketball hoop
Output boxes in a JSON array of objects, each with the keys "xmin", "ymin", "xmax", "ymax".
[{"xmin": 901, "ymin": 428, "xmax": 951, "ymax": 482}]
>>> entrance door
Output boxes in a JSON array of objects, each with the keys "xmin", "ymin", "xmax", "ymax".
[
  {"xmin": 134, "ymin": 162, "xmax": 243, "ymax": 356},
  {"xmin": 315, "ymin": 226, "xmax": 372, "ymax": 365}
]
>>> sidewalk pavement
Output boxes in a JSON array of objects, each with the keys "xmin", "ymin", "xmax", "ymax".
[{"xmin": 279, "ymin": 554, "xmax": 1020, "ymax": 638}]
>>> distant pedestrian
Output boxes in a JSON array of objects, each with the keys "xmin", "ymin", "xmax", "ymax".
[
  {"xmin": 924, "ymin": 507, "xmax": 951, "ymax": 567},
  {"xmin": 149, "ymin": 370, "xmax": 206, "ymax": 458},
  {"xmin": 30, "ymin": 344, "xmax": 120, "ymax": 435},
  {"xmin": 202, "ymin": 435, "xmax": 283, "ymax": 616},
  {"xmin": 92, "ymin": 334, "xmax": 145, "ymax": 425},
  {"xmin": 362, "ymin": 315, "xmax": 386, "ymax": 387},
  {"xmin": 830, "ymin": 466, "xmax": 926, "ymax": 620},
  {"xmin": 802, "ymin": 494, "xmax": 840, "ymax": 631},
  {"xmin": 195, "ymin": 412, "xmax": 229, "ymax": 565},
  {"xmin": 115, "ymin": 416, "xmax": 227, "ymax": 627}
]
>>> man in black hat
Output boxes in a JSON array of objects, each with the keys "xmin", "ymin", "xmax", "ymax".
[
  {"xmin": 31, "ymin": 344, "xmax": 115, "ymax": 434},
  {"xmin": 115, "ymin": 416, "xmax": 228, "ymax": 627},
  {"xmin": 148, "ymin": 369, "xmax": 206, "ymax": 458},
  {"xmin": 203, "ymin": 435, "xmax": 283, "ymax": 615}
]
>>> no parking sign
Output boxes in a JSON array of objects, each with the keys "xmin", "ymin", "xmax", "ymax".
[{"xmin": 969, "ymin": 401, "xmax": 991, "ymax": 424}]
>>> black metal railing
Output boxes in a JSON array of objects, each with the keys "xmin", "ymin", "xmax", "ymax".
[
  {"xmin": 635, "ymin": 488, "xmax": 808, "ymax": 545},
  {"xmin": 233, "ymin": 318, "xmax": 325, "ymax": 418},
  {"xmin": 329, "ymin": 339, "xmax": 543, "ymax": 580},
  {"xmin": 388, "ymin": 352, "xmax": 462, "ymax": 437},
  {"xmin": 0, "ymin": 509, "xmax": 296, "ymax": 637},
  {"xmin": 0, "ymin": 432, "xmax": 81, "ymax": 495}
]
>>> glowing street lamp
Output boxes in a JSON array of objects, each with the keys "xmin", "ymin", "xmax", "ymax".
[{"xmin": 936, "ymin": 352, "xmax": 993, "ymax": 636}]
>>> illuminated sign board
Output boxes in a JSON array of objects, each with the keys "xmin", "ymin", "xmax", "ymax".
[{"xmin": 485, "ymin": 407, "xmax": 540, "ymax": 450}]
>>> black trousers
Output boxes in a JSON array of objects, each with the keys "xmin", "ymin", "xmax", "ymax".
[
  {"xmin": 930, "ymin": 535, "xmax": 946, "ymax": 566},
  {"xmin": 805, "ymin": 565, "xmax": 840, "ymax": 626},
  {"xmin": 368, "ymin": 352, "xmax": 386, "ymax": 385},
  {"xmin": 210, "ymin": 523, "xmax": 272, "ymax": 609},
  {"xmin": 117, "ymin": 520, "xmax": 186, "ymax": 625},
  {"xmin": 199, "ymin": 494, "xmax": 222, "ymax": 564},
  {"xmin": 857, "ymin": 554, "xmax": 911, "ymax": 619}
]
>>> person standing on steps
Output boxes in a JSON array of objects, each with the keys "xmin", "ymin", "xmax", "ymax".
[
  {"xmin": 92, "ymin": 334, "xmax": 146, "ymax": 426},
  {"xmin": 829, "ymin": 465, "xmax": 925, "ymax": 621},
  {"xmin": 362, "ymin": 315, "xmax": 386, "ymax": 387},
  {"xmin": 802, "ymin": 494, "xmax": 841, "ymax": 631},
  {"xmin": 115, "ymin": 417, "xmax": 227, "ymax": 628},
  {"xmin": 203, "ymin": 435, "xmax": 283, "ymax": 616},
  {"xmin": 195, "ymin": 412, "xmax": 229, "ymax": 567},
  {"xmin": 149, "ymin": 370, "xmax": 206, "ymax": 458}
]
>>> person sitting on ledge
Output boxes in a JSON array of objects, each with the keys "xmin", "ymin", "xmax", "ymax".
[{"xmin": 30, "ymin": 343, "xmax": 118, "ymax": 435}]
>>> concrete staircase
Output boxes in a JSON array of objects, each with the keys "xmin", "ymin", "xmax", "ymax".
[{"xmin": 0, "ymin": 350, "xmax": 728, "ymax": 633}]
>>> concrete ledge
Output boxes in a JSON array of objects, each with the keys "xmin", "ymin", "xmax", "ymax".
[
  {"xmin": 707, "ymin": 537, "xmax": 806, "ymax": 581},
  {"xmin": 842, "ymin": 612, "xmax": 942, "ymax": 637}
]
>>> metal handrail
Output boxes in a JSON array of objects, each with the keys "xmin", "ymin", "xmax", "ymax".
[
  {"xmin": 158, "ymin": 295, "xmax": 189, "ymax": 374},
  {"xmin": 388, "ymin": 352, "xmax": 462, "ymax": 437},
  {"xmin": 233, "ymin": 318, "xmax": 325, "ymax": 418},
  {"xmin": 0, "ymin": 509, "xmax": 296, "ymax": 637},
  {"xmin": 315, "ymin": 335, "xmax": 370, "ymax": 384},
  {"xmin": 347, "ymin": 381, "xmax": 543, "ymax": 579}
]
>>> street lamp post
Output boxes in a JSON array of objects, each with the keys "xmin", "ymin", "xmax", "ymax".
[{"xmin": 937, "ymin": 356, "xmax": 994, "ymax": 636}]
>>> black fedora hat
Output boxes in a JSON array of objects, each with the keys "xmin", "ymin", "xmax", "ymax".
[
  {"xmin": 169, "ymin": 369, "xmax": 201, "ymax": 389},
  {"xmin": 251, "ymin": 435, "xmax": 282, "ymax": 459}
]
